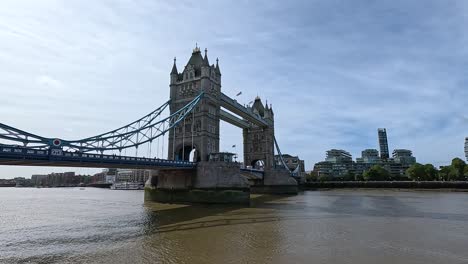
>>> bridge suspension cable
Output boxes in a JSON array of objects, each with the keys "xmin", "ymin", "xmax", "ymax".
[
  {"xmin": 0, "ymin": 93, "xmax": 204, "ymax": 154},
  {"xmin": 273, "ymin": 136, "xmax": 290, "ymax": 171}
]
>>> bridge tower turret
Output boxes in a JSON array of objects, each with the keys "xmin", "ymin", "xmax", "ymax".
[
  {"xmin": 243, "ymin": 97, "xmax": 276, "ymax": 170},
  {"xmin": 168, "ymin": 46, "xmax": 221, "ymax": 161}
]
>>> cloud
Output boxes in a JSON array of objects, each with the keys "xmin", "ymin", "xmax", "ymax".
[{"xmin": 0, "ymin": 0, "xmax": 467, "ymax": 178}]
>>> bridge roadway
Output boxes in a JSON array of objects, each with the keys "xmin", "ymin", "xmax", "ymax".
[{"xmin": 0, "ymin": 145, "xmax": 196, "ymax": 170}]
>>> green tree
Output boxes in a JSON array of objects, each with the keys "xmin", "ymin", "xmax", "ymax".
[
  {"xmin": 318, "ymin": 174, "xmax": 330, "ymax": 182},
  {"xmin": 423, "ymin": 164, "xmax": 438, "ymax": 181},
  {"xmin": 406, "ymin": 163, "xmax": 425, "ymax": 181},
  {"xmin": 306, "ymin": 171, "xmax": 317, "ymax": 182},
  {"xmin": 343, "ymin": 171, "xmax": 355, "ymax": 181},
  {"xmin": 439, "ymin": 166, "xmax": 451, "ymax": 181},
  {"xmin": 448, "ymin": 167, "xmax": 460, "ymax": 181},
  {"xmin": 355, "ymin": 174, "xmax": 364, "ymax": 181},
  {"xmin": 363, "ymin": 165, "xmax": 391, "ymax": 181},
  {"xmin": 451, "ymin": 158, "xmax": 466, "ymax": 180}
]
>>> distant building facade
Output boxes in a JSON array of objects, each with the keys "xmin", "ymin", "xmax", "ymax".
[
  {"xmin": 392, "ymin": 149, "xmax": 416, "ymax": 164},
  {"xmin": 355, "ymin": 149, "xmax": 381, "ymax": 176},
  {"xmin": 312, "ymin": 129, "xmax": 417, "ymax": 180},
  {"xmin": 313, "ymin": 149, "xmax": 354, "ymax": 179},
  {"xmin": 31, "ymin": 172, "xmax": 85, "ymax": 187},
  {"xmin": 116, "ymin": 169, "xmax": 152, "ymax": 183},
  {"xmin": 356, "ymin": 149, "xmax": 381, "ymax": 164},
  {"xmin": 325, "ymin": 149, "xmax": 353, "ymax": 163}
]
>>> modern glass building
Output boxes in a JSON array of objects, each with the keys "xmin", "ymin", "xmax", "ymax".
[
  {"xmin": 392, "ymin": 149, "xmax": 416, "ymax": 164},
  {"xmin": 465, "ymin": 137, "xmax": 468, "ymax": 162},
  {"xmin": 325, "ymin": 149, "xmax": 353, "ymax": 163},
  {"xmin": 378, "ymin": 128, "xmax": 389, "ymax": 160}
]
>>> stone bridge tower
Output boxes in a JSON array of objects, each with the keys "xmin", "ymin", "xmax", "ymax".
[
  {"xmin": 243, "ymin": 97, "xmax": 275, "ymax": 170},
  {"xmin": 168, "ymin": 46, "xmax": 221, "ymax": 161}
]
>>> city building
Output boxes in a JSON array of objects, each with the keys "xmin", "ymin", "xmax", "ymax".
[
  {"xmin": 31, "ymin": 174, "xmax": 48, "ymax": 186},
  {"xmin": 383, "ymin": 161, "xmax": 411, "ymax": 179},
  {"xmin": 325, "ymin": 149, "xmax": 353, "ymax": 163},
  {"xmin": 465, "ymin": 137, "xmax": 468, "ymax": 162},
  {"xmin": 0, "ymin": 178, "xmax": 16, "ymax": 187},
  {"xmin": 313, "ymin": 161, "xmax": 333, "ymax": 178},
  {"xmin": 14, "ymin": 177, "xmax": 32, "ymax": 187},
  {"xmin": 392, "ymin": 149, "xmax": 416, "ymax": 164},
  {"xmin": 356, "ymin": 149, "xmax": 381, "ymax": 164},
  {"xmin": 31, "ymin": 172, "xmax": 90, "ymax": 187},
  {"xmin": 355, "ymin": 149, "xmax": 381, "ymax": 176},
  {"xmin": 378, "ymin": 128, "xmax": 389, "ymax": 160},
  {"xmin": 312, "ymin": 129, "xmax": 417, "ymax": 180},
  {"xmin": 116, "ymin": 169, "xmax": 152, "ymax": 183},
  {"xmin": 312, "ymin": 149, "xmax": 354, "ymax": 179}
]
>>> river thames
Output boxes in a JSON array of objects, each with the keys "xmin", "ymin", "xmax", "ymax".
[{"xmin": 1, "ymin": 188, "xmax": 468, "ymax": 264}]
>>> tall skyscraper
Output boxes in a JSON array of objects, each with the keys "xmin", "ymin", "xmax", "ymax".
[
  {"xmin": 378, "ymin": 128, "xmax": 389, "ymax": 160},
  {"xmin": 465, "ymin": 137, "xmax": 468, "ymax": 162}
]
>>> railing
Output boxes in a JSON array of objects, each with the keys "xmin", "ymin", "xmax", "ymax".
[{"xmin": 0, "ymin": 145, "xmax": 196, "ymax": 168}]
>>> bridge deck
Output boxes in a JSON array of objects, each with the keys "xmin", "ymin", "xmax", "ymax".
[{"xmin": 0, "ymin": 146, "xmax": 195, "ymax": 170}]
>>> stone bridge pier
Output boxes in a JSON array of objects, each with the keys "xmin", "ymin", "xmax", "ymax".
[{"xmin": 144, "ymin": 161, "xmax": 250, "ymax": 204}]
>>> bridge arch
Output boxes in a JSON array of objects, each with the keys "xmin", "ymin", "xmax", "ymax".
[
  {"xmin": 251, "ymin": 159, "xmax": 265, "ymax": 170},
  {"xmin": 176, "ymin": 144, "xmax": 199, "ymax": 162}
]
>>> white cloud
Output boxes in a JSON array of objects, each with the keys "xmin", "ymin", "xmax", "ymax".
[{"xmin": 0, "ymin": 0, "xmax": 467, "ymax": 178}]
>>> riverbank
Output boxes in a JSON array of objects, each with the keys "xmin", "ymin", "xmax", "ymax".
[{"xmin": 304, "ymin": 181, "xmax": 468, "ymax": 190}]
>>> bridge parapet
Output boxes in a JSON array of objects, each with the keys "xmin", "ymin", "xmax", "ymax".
[{"xmin": 0, "ymin": 145, "xmax": 195, "ymax": 169}]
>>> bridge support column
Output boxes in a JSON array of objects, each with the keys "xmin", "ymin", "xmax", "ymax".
[{"xmin": 145, "ymin": 161, "xmax": 250, "ymax": 204}]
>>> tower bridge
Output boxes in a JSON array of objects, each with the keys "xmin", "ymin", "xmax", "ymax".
[{"xmin": 0, "ymin": 46, "xmax": 297, "ymax": 203}]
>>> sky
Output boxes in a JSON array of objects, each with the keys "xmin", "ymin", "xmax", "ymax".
[{"xmin": 0, "ymin": 0, "xmax": 467, "ymax": 178}]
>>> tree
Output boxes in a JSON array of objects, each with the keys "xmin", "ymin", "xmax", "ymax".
[
  {"xmin": 451, "ymin": 158, "xmax": 466, "ymax": 180},
  {"xmin": 406, "ymin": 163, "xmax": 425, "ymax": 181},
  {"xmin": 355, "ymin": 174, "xmax": 364, "ymax": 181},
  {"xmin": 423, "ymin": 164, "xmax": 438, "ymax": 181},
  {"xmin": 448, "ymin": 167, "xmax": 460, "ymax": 181},
  {"xmin": 407, "ymin": 163, "xmax": 438, "ymax": 181},
  {"xmin": 318, "ymin": 174, "xmax": 330, "ymax": 182},
  {"xmin": 343, "ymin": 171, "xmax": 355, "ymax": 181},
  {"xmin": 306, "ymin": 171, "xmax": 317, "ymax": 182},
  {"xmin": 363, "ymin": 165, "xmax": 391, "ymax": 181},
  {"xmin": 439, "ymin": 166, "xmax": 451, "ymax": 181}
]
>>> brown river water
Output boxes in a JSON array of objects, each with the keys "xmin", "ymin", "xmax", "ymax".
[{"xmin": 1, "ymin": 188, "xmax": 468, "ymax": 264}]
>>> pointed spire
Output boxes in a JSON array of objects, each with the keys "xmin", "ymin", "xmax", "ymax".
[
  {"xmin": 215, "ymin": 57, "xmax": 221, "ymax": 74},
  {"xmin": 171, "ymin": 57, "xmax": 178, "ymax": 74},
  {"xmin": 192, "ymin": 43, "xmax": 200, "ymax": 54},
  {"xmin": 203, "ymin": 48, "xmax": 209, "ymax": 66}
]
